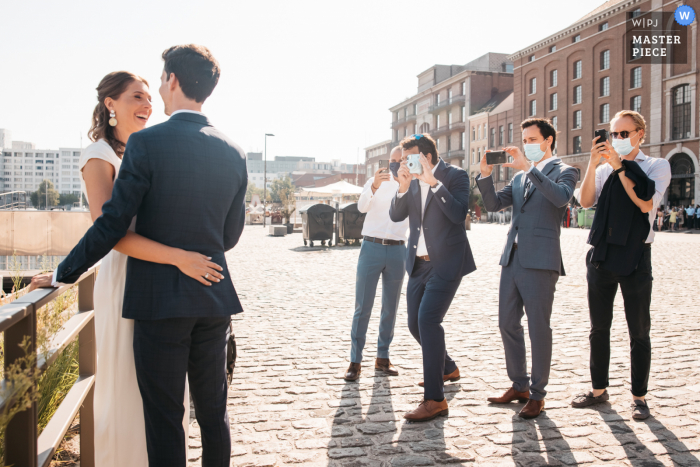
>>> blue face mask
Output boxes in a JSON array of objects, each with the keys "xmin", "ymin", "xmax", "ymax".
[
  {"xmin": 523, "ymin": 142, "xmax": 546, "ymax": 163},
  {"xmin": 389, "ymin": 162, "xmax": 401, "ymax": 178},
  {"xmin": 612, "ymin": 137, "xmax": 635, "ymax": 156}
]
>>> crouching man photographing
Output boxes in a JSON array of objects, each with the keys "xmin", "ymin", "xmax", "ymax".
[
  {"xmin": 345, "ymin": 146, "xmax": 408, "ymax": 381},
  {"xmin": 476, "ymin": 118, "xmax": 578, "ymax": 419},
  {"xmin": 572, "ymin": 110, "xmax": 671, "ymax": 420},
  {"xmin": 390, "ymin": 134, "xmax": 476, "ymax": 422}
]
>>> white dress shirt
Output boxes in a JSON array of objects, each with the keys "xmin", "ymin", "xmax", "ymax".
[
  {"xmin": 594, "ymin": 150, "xmax": 671, "ymax": 243},
  {"xmin": 171, "ymin": 109, "xmax": 206, "ymax": 117},
  {"xmin": 357, "ymin": 177, "xmax": 409, "ymax": 241},
  {"xmin": 396, "ymin": 163, "xmax": 442, "ymax": 256}
]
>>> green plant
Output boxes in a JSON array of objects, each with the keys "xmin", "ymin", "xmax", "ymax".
[
  {"xmin": 29, "ymin": 180, "xmax": 60, "ymax": 209},
  {"xmin": 8, "ymin": 252, "xmax": 24, "ymax": 299}
]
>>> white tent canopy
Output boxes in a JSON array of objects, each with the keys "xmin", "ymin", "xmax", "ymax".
[{"xmin": 299, "ymin": 180, "xmax": 363, "ymax": 197}]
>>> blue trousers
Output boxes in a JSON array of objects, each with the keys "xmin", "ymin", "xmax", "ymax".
[
  {"xmin": 350, "ymin": 240, "xmax": 406, "ymax": 363},
  {"xmin": 407, "ymin": 259, "xmax": 461, "ymax": 401},
  {"xmin": 133, "ymin": 317, "xmax": 231, "ymax": 467}
]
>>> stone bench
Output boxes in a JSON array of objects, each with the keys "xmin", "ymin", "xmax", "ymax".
[{"xmin": 269, "ymin": 225, "xmax": 287, "ymax": 237}]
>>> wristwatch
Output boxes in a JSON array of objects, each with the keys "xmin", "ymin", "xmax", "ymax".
[{"xmin": 613, "ymin": 167, "xmax": 625, "ymax": 175}]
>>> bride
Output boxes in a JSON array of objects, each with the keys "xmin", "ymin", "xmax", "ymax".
[{"xmin": 32, "ymin": 71, "xmax": 225, "ymax": 466}]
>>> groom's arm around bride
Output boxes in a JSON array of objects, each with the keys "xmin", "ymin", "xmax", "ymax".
[{"xmin": 53, "ymin": 45, "xmax": 244, "ymax": 467}]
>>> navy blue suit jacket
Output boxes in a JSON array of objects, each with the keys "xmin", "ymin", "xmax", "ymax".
[
  {"xmin": 389, "ymin": 159, "xmax": 476, "ymax": 281},
  {"xmin": 55, "ymin": 113, "xmax": 247, "ymax": 320}
]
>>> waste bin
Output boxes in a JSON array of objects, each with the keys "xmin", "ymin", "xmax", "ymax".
[
  {"xmin": 579, "ymin": 208, "xmax": 596, "ymax": 229},
  {"xmin": 338, "ymin": 203, "xmax": 366, "ymax": 245},
  {"xmin": 299, "ymin": 203, "xmax": 336, "ymax": 247}
]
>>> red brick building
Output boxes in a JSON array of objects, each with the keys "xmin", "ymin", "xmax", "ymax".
[{"xmin": 508, "ymin": 0, "xmax": 699, "ymax": 206}]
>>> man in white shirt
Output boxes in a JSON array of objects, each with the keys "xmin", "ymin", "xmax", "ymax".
[
  {"xmin": 572, "ymin": 110, "xmax": 671, "ymax": 421},
  {"xmin": 344, "ymin": 146, "xmax": 408, "ymax": 381}
]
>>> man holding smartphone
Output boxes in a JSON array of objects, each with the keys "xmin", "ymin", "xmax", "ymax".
[
  {"xmin": 345, "ymin": 146, "xmax": 408, "ymax": 381},
  {"xmin": 476, "ymin": 118, "xmax": 577, "ymax": 419},
  {"xmin": 390, "ymin": 134, "xmax": 476, "ymax": 422},
  {"xmin": 572, "ymin": 110, "xmax": 671, "ymax": 420}
]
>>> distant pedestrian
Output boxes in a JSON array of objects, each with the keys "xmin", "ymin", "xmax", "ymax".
[
  {"xmin": 685, "ymin": 205, "xmax": 695, "ymax": 230},
  {"xmin": 656, "ymin": 208, "xmax": 663, "ymax": 232},
  {"xmin": 571, "ymin": 205, "xmax": 579, "ymax": 228},
  {"xmin": 670, "ymin": 208, "xmax": 677, "ymax": 231}
]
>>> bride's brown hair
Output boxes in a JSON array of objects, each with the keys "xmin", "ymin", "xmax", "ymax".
[{"xmin": 88, "ymin": 71, "xmax": 149, "ymax": 158}]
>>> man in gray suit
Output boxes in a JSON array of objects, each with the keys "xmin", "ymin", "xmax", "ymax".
[{"xmin": 476, "ymin": 118, "xmax": 578, "ymax": 419}]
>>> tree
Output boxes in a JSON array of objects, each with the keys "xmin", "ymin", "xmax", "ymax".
[
  {"xmin": 245, "ymin": 182, "xmax": 269, "ymax": 203},
  {"xmin": 269, "ymin": 176, "xmax": 295, "ymax": 204},
  {"xmin": 30, "ymin": 180, "xmax": 59, "ymax": 209},
  {"xmin": 59, "ymin": 193, "xmax": 79, "ymax": 206}
]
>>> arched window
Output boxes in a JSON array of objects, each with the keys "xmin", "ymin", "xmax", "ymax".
[{"xmin": 668, "ymin": 153, "xmax": 695, "ymax": 206}]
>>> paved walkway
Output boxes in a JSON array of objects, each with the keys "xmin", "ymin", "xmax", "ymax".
[{"xmin": 187, "ymin": 224, "xmax": 700, "ymax": 466}]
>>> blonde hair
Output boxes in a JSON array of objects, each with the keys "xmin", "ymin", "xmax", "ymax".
[{"xmin": 611, "ymin": 110, "xmax": 646, "ymax": 144}]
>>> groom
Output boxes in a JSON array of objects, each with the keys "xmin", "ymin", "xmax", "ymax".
[{"xmin": 51, "ymin": 45, "xmax": 246, "ymax": 467}]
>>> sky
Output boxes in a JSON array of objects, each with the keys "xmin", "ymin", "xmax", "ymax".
[{"xmin": 0, "ymin": 0, "xmax": 609, "ymax": 164}]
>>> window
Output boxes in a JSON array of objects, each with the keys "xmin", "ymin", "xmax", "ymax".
[
  {"xmin": 529, "ymin": 99, "xmax": 536, "ymax": 116},
  {"xmin": 631, "ymin": 8, "xmax": 641, "ymax": 18},
  {"xmin": 529, "ymin": 55, "xmax": 535, "ymax": 62},
  {"xmin": 478, "ymin": 125, "xmax": 481, "ymax": 140},
  {"xmin": 573, "ymin": 34, "xmax": 581, "ymax": 43},
  {"xmin": 436, "ymin": 115, "xmax": 440, "ymax": 128},
  {"xmin": 600, "ymin": 50, "xmax": 610, "ymax": 70},
  {"xmin": 600, "ymin": 77, "xmax": 610, "ymax": 97},
  {"xmin": 490, "ymin": 128, "xmax": 496, "ymax": 147},
  {"xmin": 573, "ymin": 110, "xmax": 582, "ymax": 129},
  {"xmin": 460, "ymin": 132, "xmax": 465, "ymax": 150},
  {"xmin": 483, "ymin": 123, "xmax": 487, "ymax": 139},
  {"xmin": 461, "ymin": 82, "xmax": 466, "ymax": 95},
  {"xmin": 573, "ymin": 85, "xmax": 582, "ymax": 104},
  {"xmin": 413, "ymin": 103, "xmax": 417, "ymax": 115},
  {"xmin": 499, "ymin": 126, "xmax": 504, "ymax": 146},
  {"xmin": 631, "ymin": 95, "xmax": 642, "ymax": 113},
  {"xmin": 600, "ymin": 103, "xmax": 610, "ymax": 124},
  {"xmin": 573, "ymin": 60, "xmax": 582, "ymax": 79},
  {"xmin": 672, "ymin": 84, "xmax": 691, "ymax": 140},
  {"xmin": 508, "ymin": 123, "xmax": 513, "ymax": 143},
  {"xmin": 461, "ymin": 106, "xmax": 466, "ymax": 122},
  {"xmin": 448, "ymin": 112, "xmax": 453, "ymax": 126},
  {"xmin": 435, "ymin": 93, "xmax": 441, "ymax": 105},
  {"xmin": 472, "ymin": 126, "xmax": 476, "ymax": 141},
  {"xmin": 631, "ymin": 67, "xmax": 642, "ymax": 88},
  {"xmin": 599, "ymin": 22, "xmax": 609, "ymax": 31},
  {"xmin": 550, "ymin": 69, "xmax": 558, "ymax": 87},
  {"xmin": 529, "ymin": 77, "xmax": 536, "ymax": 94},
  {"xmin": 477, "ymin": 148, "xmax": 481, "ymax": 162},
  {"xmin": 550, "ymin": 93, "xmax": 558, "ymax": 111},
  {"xmin": 573, "ymin": 136, "xmax": 582, "ymax": 154},
  {"xmin": 549, "ymin": 45, "xmax": 556, "ymax": 53},
  {"xmin": 471, "ymin": 149, "xmax": 475, "ymax": 163},
  {"xmin": 552, "ymin": 116, "xmax": 558, "ymax": 130}
]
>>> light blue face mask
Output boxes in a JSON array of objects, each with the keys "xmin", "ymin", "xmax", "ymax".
[
  {"xmin": 612, "ymin": 137, "xmax": 635, "ymax": 156},
  {"xmin": 523, "ymin": 142, "xmax": 546, "ymax": 163}
]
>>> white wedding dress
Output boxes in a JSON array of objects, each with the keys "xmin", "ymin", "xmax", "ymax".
[{"xmin": 80, "ymin": 139, "xmax": 189, "ymax": 467}]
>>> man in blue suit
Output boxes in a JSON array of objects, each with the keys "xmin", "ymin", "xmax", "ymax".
[
  {"xmin": 390, "ymin": 134, "xmax": 476, "ymax": 422},
  {"xmin": 50, "ymin": 45, "xmax": 245, "ymax": 466}
]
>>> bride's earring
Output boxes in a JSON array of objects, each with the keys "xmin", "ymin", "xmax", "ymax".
[{"xmin": 109, "ymin": 110, "xmax": 117, "ymax": 127}]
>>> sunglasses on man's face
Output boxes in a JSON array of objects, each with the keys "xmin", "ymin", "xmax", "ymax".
[{"xmin": 610, "ymin": 130, "xmax": 637, "ymax": 139}]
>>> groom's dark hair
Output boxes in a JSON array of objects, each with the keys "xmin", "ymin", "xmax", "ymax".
[{"xmin": 162, "ymin": 44, "xmax": 220, "ymax": 103}]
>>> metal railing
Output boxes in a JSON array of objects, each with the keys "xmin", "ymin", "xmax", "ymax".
[
  {"xmin": 1, "ymin": 265, "xmax": 98, "ymax": 467},
  {"xmin": 0, "ymin": 192, "xmax": 28, "ymax": 211}
]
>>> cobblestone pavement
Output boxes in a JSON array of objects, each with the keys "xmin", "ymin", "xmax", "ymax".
[{"xmin": 187, "ymin": 224, "xmax": 700, "ymax": 467}]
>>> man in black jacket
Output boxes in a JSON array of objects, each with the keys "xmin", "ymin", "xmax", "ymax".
[{"xmin": 572, "ymin": 110, "xmax": 670, "ymax": 420}]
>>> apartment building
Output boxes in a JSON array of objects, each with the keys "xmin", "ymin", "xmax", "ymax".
[
  {"xmin": 508, "ymin": 0, "xmax": 699, "ymax": 206},
  {"xmin": 247, "ymin": 153, "xmax": 366, "ymax": 189},
  {"xmin": 364, "ymin": 140, "xmax": 392, "ymax": 179},
  {"xmin": 389, "ymin": 53, "xmax": 514, "ymax": 169},
  {"xmin": 467, "ymin": 92, "xmax": 515, "ymax": 191},
  {"xmin": 0, "ymin": 130, "xmax": 83, "ymax": 196}
]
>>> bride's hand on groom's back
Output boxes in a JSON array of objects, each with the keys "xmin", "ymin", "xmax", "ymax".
[{"xmin": 173, "ymin": 251, "xmax": 225, "ymax": 286}]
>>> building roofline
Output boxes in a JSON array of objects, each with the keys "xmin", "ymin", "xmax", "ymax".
[
  {"xmin": 364, "ymin": 140, "xmax": 392, "ymax": 151},
  {"xmin": 507, "ymin": 0, "xmax": 642, "ymax": 61}
]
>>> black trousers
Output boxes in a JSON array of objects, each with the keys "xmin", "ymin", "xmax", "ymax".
[
  {"xmin": 134, "ymin": 317, "xmax": 232, "ymax": 467},
  {"xmin": 586, "ymin": 246, "xmax": 652, "ymax": 397}
]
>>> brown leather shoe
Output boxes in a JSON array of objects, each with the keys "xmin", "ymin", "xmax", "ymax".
[
  {"xmin": 518, "ymin": 399, "xmax": 545, "ymax": 419},
  {"xmin": 487, "ymin": 387, "xmax": 530, "ymax": 404},
  {"xmin": 375, "ymin": 358, "xmax": 398, "ymax": 376},
  {"xmin": 344, "ymin": 362, "xmax": 361, "ymax": 381},
  {"xmin": 418, "ymin": 367, "xmax": 460, "ymax": 387},
  {"xmin": 404, "ymin": 399, "xmax": 449, "ymax": 422}
]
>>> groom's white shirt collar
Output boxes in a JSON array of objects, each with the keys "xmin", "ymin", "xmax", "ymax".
[{"xmin": 171, "ymin": 109, "xmax": 206, "ymax": 117}]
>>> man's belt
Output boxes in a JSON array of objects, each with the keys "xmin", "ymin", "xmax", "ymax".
[
  {"xmin": 363, "ymin": 236, "xmax": 405, "ymax": 246},
  {"xmin": 417, "ymin": 255, "xmax": 430, "ymax": 261}
]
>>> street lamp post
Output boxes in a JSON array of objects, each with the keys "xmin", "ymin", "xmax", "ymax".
[{"xmin": 263, "ymin": 133, "xmax": 274, "ymax": 227}]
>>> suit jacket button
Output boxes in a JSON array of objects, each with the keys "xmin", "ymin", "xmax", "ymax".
[{"xmin": 521, "ymin": 209, "xmax": 525, "ymax": 213}]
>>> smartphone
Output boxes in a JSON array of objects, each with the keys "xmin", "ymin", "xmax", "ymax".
[
  {"xmin": 486, "ymin": 151, "xmax": 508, "ymax": 165},
  {"xmin": 594, "ymin": 129, "xmax": 608, "ymax": 144},
  {"xmin": 378, "ymin": 160, "xmax": 389, "ymax": 171}
]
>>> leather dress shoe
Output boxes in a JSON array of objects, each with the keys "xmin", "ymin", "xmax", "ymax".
[
  {"xmin": 404, "ymin": 399, "xmax": 449, "ymax": 422},
  {"xmin": 344, "ymin": 362, "xmax": 361, "ymax": 381},
  {"xmin": 375, "ymin": 358, "xmax": 398, "ymax": 376},
  {"xmin": 487, "ymin": 387, "xmax": 530, "ymax": 404},
  {"xmin": 418, "ymin": 367, "xmax": 460, "ymax": 387},
  {"xmin": 518, "ymin": 399, "xmax": 545, "ymax": 419}
]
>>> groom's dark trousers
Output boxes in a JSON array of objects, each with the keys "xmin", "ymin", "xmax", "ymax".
[{"xmin": 55, "ymin": 112, "xmax": 248, "ymax": 467}]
